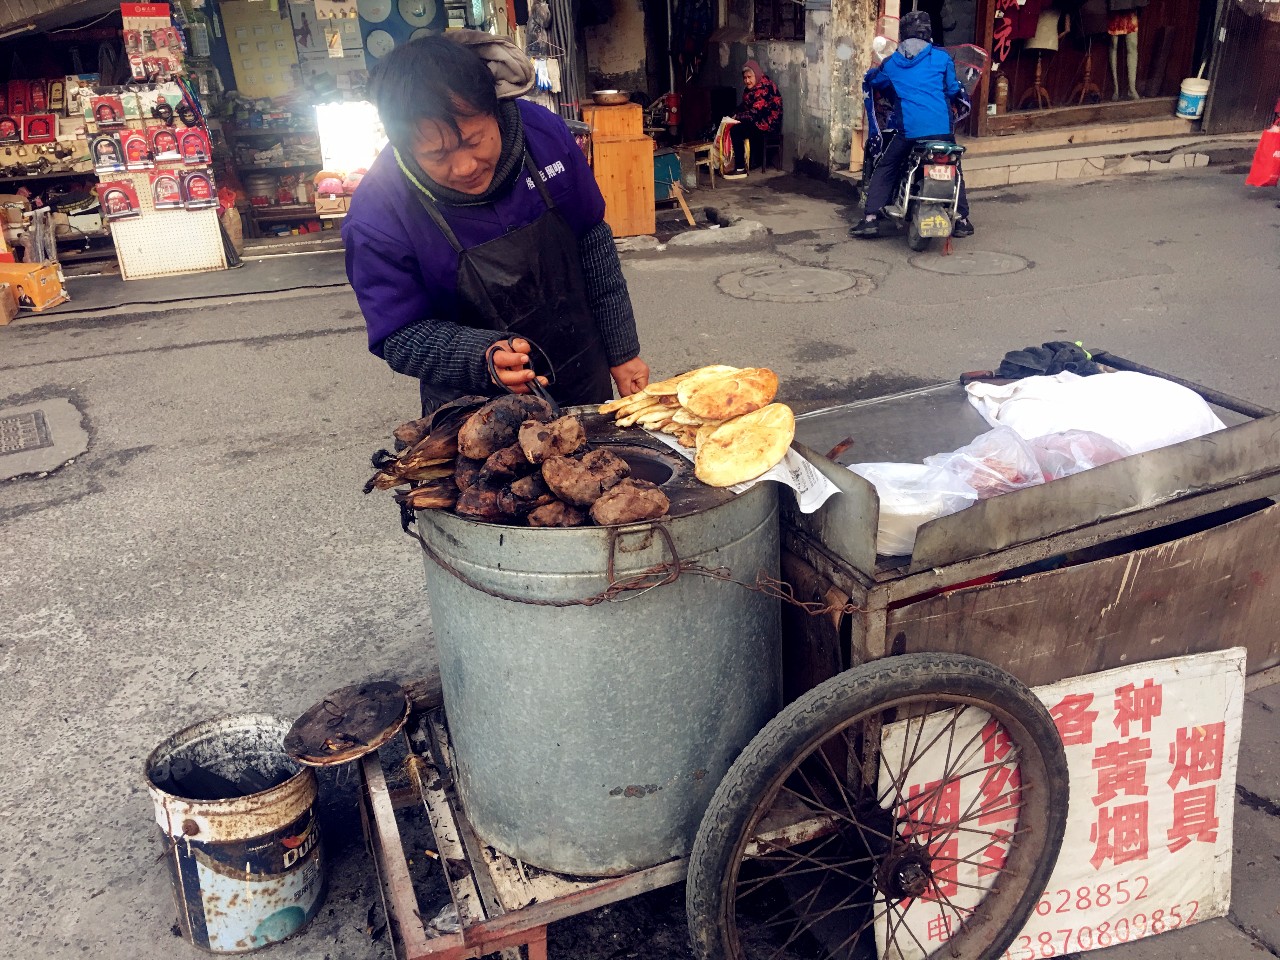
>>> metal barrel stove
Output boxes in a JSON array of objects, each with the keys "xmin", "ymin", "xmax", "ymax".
[
  {"xmin": 417, "ymin": 436, "xmax": 782, "ymax": 878},
  {"xmin": 145, "ymin": 714, "xmax": 327, "ymax": 953}
]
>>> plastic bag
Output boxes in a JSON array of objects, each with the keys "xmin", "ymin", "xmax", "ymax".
[
  {"xmin": 849, "ymin": 462, "xmax": 978, "ymax": 556},
  {"xmin": 1246, "ymin": 106, "xmax": 1280, "ymax": 188},
  {"xmin": 924, "ymin": 427, "xmax": 1044, "ymax": 498},
  {"xmin": 965, "ymin": 371, "xmax": 1225, "ymax": 455},
  {"xmin": 1029, "ymin": 430, "xmax": 1131, "ymax": 480}
]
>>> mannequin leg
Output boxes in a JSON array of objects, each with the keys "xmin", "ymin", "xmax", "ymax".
[
  {"xmin": 1109, "ymin": 36, "xmax": 1121, "ymax": 101},
  {"xmin": 1125, "ymin": 29, "xmax": 1140, "ymax": 99}
]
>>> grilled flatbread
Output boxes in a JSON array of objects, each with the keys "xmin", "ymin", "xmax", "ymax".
[
  {"xmin": 679, "ymin": 367, "xmax": 779, "ymax": 421},
  {"xmin": 694, "ymin": 403, "xmax": 795, "ymax": 487}
]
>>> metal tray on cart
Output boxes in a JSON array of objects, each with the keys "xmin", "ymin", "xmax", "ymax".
[{"xmin": 359, "ymin": 353, "xmax": 1280, "ymax": 960}]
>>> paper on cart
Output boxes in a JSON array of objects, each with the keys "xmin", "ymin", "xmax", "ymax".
[{"xmin": 646, "ymin": 431, "xmax": 840, "ymax": 513}]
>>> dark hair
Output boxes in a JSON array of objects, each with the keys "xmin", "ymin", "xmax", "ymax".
[
  {"xmin": 900, "ymin": 10, "xmax": 933, "ymax": 43},
  {"xmin": 371, "ymin": 36, "xmax": 498, "ymax": 150}
]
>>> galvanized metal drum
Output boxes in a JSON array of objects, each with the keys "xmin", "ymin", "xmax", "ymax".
[
  {"xmin": 145, "ymin": 715, "xmax": 327, "ymax": 953},
  {"xmin": 417, "ymin": 437, "xmax": 782, "ymax": 878}
]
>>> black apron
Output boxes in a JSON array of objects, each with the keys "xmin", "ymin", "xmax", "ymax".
[{"xmin": 414, "ymin": 152, "xmax": 614, "ymax": 416}]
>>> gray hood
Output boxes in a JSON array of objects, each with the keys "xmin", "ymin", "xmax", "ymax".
[
  {"xmin": 450, "ymin": 30, "xmax": 536, "ymax": 99},
  {"xmin": 900, "ymin": 38, "xmax": 930, "ymax": 59}
]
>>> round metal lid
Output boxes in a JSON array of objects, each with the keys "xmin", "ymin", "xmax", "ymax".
[{"xmin": 285, "ymin": 680, "xmax": 410, "ymax": 767}]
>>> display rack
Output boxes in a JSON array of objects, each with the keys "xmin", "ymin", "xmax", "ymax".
[{"xmin": 107, "ymin": 169, "xmax": 225, "ymax": 280}]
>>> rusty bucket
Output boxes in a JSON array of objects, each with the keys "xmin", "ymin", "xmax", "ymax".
[{"xmin": 145, "ymin": 714, "xmax": 327, "ymax": 953}]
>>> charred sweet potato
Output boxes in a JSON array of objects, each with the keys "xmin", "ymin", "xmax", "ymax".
[
  {"xmin": 527, "ymin": 501, "xmax": 589, "ymax": 527},
  {"xmin": 542, "ymin": 449, "xmax": 631, "ymax": 507},
  {"xmin": 519, "ymin": 415, "xmax": 587, "ymax": 464},
  {"xmin": 479, "ymin": 444, "xmax": 536, "ymax": 486},
  {"xmin": 589, "ymin": 479, "xmax": 670, "ymax": 526},
  {"xmin": 393, "ymin": 417, "xmax": 433, "ymax": 451},
  {"xmin": 498, "ymin": 474, "xmax": 556, "ymax": 516},
  {"xmin": 454, "ymin": 485, "xmax": 518, "ymax": 524},
  {"xmin": 457, "ymin": 396, "xmax": 555, "ymax": 460},
  {"xmin": 454, "ymin": 458, "xmax": 484, "ymax": 491}
]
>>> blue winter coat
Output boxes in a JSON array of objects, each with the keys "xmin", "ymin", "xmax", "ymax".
[{"xmin": 867, "ymin": 43, "xmax": 962, "ymax": 140}]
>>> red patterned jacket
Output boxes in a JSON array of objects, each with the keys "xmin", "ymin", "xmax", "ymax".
[{"xmin": 735, "ymin": 76, "xmax": 783, "ymax": 133}]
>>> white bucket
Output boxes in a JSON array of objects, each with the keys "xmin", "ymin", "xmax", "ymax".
[{"xmin": 1176, "ymin": 78, "xmax": 1210, "ymax": 119}]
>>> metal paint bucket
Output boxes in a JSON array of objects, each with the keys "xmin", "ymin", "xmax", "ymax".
[
  {"xmin": 418, "ymin": 472, "xmax": 782, "ymax": 877},
  {"xmin": 145, "ymin": 715, "xmax": 327, "ymax": 953}
]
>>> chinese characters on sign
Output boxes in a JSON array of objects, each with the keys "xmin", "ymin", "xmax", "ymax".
[{"xmin": 875, "ymin": 649, "xmax": 1244, "ymax": 959}]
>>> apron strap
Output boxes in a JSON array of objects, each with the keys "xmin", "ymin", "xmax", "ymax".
[{"xmin": 521, "ymin": 151, "xmax": 557, "ymax": 209}]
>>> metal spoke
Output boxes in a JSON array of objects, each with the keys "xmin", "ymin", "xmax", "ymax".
[
  {"xmin": 878, "ymin": 705, "xmax": 971, "ymax": 807},
  {"xmin": 890, "ymin": 897, "xmax": 936, "ymax": 960},
  {"xmin": 779, "ymin": 783, "xmax": 898, "ymax": 846},
  {"xmin": 822, "ymin": 897, "xmax": 899, "ymax": 960},
  {"xmin": 745, "ymin": 835, "xmax": 870, "ymax": 889}
]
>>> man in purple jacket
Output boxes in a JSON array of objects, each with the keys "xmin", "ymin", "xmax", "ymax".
[{"xmin": 344, "ymin": 33, "xmax": 649, "ymax": 414}]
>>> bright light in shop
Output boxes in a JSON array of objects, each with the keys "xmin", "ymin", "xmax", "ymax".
[{"xmin": 315, "ymin": 101, "xmax": 387, "ymax": 174}]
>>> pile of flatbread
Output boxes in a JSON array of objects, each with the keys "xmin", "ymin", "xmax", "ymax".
[{"xmin": 599, "ymin": 365, "xmax": 796, "ymax": 487}]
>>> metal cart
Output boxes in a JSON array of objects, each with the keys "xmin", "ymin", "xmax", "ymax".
[{"xmin": 359, "ymin": 354, "xmax": 1280, "ymax": 960}]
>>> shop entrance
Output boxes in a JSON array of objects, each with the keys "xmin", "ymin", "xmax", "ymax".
[{"xmin": 936, "ymin": 0, "xmax": 1220, "ymax": 137}]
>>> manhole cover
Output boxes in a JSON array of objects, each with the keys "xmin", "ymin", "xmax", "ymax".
[
  {"xmin": 718, "ymin": 265, "xmax": 873, "ymax": 302},
  {"xmin": 0, "ymin": 410, "xmax": 53, "ymax": 454},
  {"xmin": 909, "ymin": 250, "xmax": 1030, "ymax": 276}
]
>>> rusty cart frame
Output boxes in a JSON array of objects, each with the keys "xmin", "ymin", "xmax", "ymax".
[{"xmin": 359, "ymin": 352, "xmax": 1280, "ymax": 960}]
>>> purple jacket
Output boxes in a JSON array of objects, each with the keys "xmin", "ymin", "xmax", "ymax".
[{"xmin": 343, "ymin": 100, "xmax": 606, "ymax": 352}]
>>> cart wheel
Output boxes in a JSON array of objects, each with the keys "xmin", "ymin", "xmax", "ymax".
[
  {"xmin": 907, "ymin": 218, "xmax": 930, "ymax": 252},
  {"xmin": 686, "ymin": 653, "xmax": 1068, "ymax": 960}
]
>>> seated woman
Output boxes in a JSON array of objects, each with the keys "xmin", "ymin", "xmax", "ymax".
[{"xmin": 725, "ymin": 60, "xmax": 782, "ymax": 179}]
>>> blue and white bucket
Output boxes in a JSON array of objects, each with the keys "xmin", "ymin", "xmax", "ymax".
[
  {"xmin": 1176, "ymin": 78, "xmax": 1210, "ymax": 120},
  {"xmin": 146, "ymin": 715, "xmax": 327, "ymax": 953}
]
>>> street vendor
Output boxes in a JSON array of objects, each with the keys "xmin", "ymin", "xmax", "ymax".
[{"xmin": 343, "ymin": 33, "xmax": 650, "ymax": 415}]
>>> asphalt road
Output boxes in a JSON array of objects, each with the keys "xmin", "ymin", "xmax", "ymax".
[{"xmin": 0, "ymin": 166, "xmax": 1277, "ymax": 960}]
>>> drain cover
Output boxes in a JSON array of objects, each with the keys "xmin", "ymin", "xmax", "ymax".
[
  {"xmin": 718, "ymin": 265, "xmax": 873, "ymax": 303},
  {"xmin": 0, "ymin": 411, "xmax": 53, "ymax": 454},
  {"xmin": 910, "ymin": 250, "xmax": 1030, "ymax": 276}
]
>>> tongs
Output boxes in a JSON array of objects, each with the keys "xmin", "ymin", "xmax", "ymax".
[{"xmin": 487, "ymin": 336, "xmax": 562, "ymax": 417}]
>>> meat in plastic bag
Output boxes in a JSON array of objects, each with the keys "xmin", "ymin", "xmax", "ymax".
[
  {"xmin": 924, "ymin": 426, "xmax": 1044, "ymax": 498},
  {"xmin": 1029, "ymin": 430, "xmax": 1131, "ymax": 481}
]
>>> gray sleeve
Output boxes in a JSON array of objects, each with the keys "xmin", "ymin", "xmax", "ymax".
[
  {"xmin": 578, "ymin": 220, "xmax": 641, "ymax": 367},
  {"xmin": 379, "ymin": 319, "xmax": 499, "ymax": 393}
]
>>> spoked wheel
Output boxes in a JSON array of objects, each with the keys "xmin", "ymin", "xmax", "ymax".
[
  {"xmin": 907, "ymin": 217, "xmax": 931, "ymax": 252},
  {"xmin": 687, "ymin": 654, "xmax": 1068, "ymax": 960}
]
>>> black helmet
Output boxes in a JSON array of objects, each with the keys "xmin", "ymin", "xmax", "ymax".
[{"xmin": 900, "ymin": 10, "xmax": 933, "ymax": 42}]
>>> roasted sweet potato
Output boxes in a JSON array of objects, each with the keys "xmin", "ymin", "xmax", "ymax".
[
  {"xmin": 454, "ymin": 457, "xmax": 484, "ymax": 491},
  {"xmin": 457, "ymin": 396, "xmax": 555, "ymax": 460},
  {"xmin": 455, "ymin": 485, "xmax": 518, "ymax": 524},
  {"xmin": 519, "ymin": 415, "xmax": 587, "ymax": 464},
  {"xmin": 542, "ymin": 449, "xmax": 631, "ymax": 507},
  {"xmin": 527, "ymin": 501, "xmax": 588, "ymax": 527},
  {"xmin": 393, "ymin": 417, "xmax": 433, "ymax": 451},
  {"xmin": 498, "ymin": 474, "xmax": 556, "ymax": 516},
  {"xmin": 589, "ymin": 479, "xmax": 670, "ymax": 526},
  {"xmin": 479, "ymin": 444, "xmax": 536, "ymax": 486}
]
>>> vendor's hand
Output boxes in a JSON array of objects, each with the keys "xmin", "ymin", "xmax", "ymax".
[
  {"xmin": 610, "ymin": 357, "xmax": 650, "ymax": 397},
  {"xmin": 487, "ymin": 338, "xmax": 548, "ymax": 394}
]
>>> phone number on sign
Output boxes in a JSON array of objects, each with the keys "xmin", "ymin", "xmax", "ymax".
[
  {"xmin": 1003, "ymin": 901, "xmax": 1200, "ymax": 959},
  {"xmin": 1034, "ymin": 877, "xmax": 1151, "ymax": 915}
]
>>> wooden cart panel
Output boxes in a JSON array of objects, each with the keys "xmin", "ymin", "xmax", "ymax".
[{"xmin": 887, "ymin": 501, "xmax": 1280, "ymax": 688}]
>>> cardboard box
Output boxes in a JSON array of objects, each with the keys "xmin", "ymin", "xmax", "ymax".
[
  {"xmin": 314, "ymin": 194, "xmax": 349, "ymax": 217},
  {"xmin": 0, "ymin": 283, "xmax": 18, "ymax": 325},
  {"xmin": 0, "ymin": 261, "xmax": 69, "ymax": 312}
]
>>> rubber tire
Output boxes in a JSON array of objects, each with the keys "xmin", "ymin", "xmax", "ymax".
[
  {"xmin": 686, "ymin": 653, "xmax": 1070, "ymax": 960},
  {"xmin": 907, "ymin": 216, "xmax": 931, "ymax": 252}
]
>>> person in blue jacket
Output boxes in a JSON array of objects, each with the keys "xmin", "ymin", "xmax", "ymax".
[
  {"xmin": 850, "ymin": 11, "xmax": 974, "ymax": 239},
  {"xmin": 343, "ymin": 33, "xmax": 649, "ymax": 415}
]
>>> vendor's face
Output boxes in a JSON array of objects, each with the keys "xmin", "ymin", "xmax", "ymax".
[
  {"xmin": 410, "ymin": 109, "xmax": 501, "ymax": 195},
  {"xmin": 742, "ymin": 69, "xmax": 756, "ymax": 88}
]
